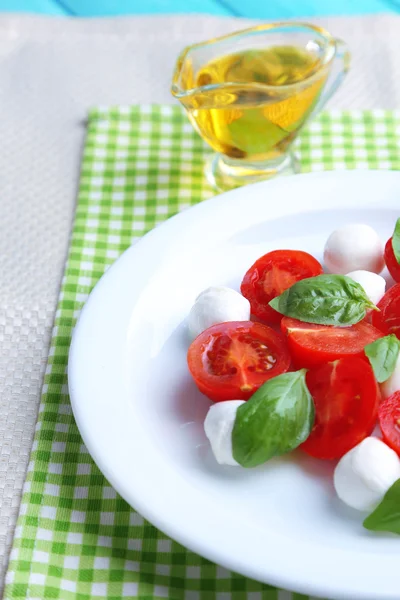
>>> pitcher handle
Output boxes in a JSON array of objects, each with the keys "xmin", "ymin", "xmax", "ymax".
[{"xmin": 312, "ymin": 38, "xmax": 351, "ymax": 115}]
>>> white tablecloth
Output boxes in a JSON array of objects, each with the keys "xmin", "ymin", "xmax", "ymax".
[{"xmin": 0, "ymin": 12, "xmax": 399, "ymax": 593}]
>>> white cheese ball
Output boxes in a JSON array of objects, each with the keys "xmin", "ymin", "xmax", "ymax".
[
  {"xmin": 204, "ymin": 400, "xmax": 245, "ymax": 466},
  {"xmin": 334, "ymin": 437, "xmax": 400, "ymax": 511},
  {"xmin": 188, "ymin": 286, "xmax": 250, "ymax": 341},
  {"xmin": 324, "ymin": 224, "xmax": 384, "ymax": 274},
  {"xmin": 381, "ymin": 353, "xmax": 400, "ymax": 400},
  {"xmin": 346, "ymin": 270, "xmax": 386, "ymax": 306}
]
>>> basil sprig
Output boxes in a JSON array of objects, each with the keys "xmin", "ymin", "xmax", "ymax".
[
  {"xmin": 269, "ymin": 274, "xmax": 377, "ymax": 326},
  {"xmin": 232, "ymin": 370, "xmax": 314, "ymax": 468},
  {"xmin": 365, "ymin": 335, "xmax": 400, "ymax": 383},
  {"xmin": 364, "ymin": 478, "xmax": 400, "ymax": 535},
  {"xmin": 392, "ymin": 217, "xmax": 400, "ymax": 265}
]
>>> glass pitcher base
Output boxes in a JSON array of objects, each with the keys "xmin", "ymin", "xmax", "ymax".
[{"xmin": 205, "ymin": 152, "xmax": 300, "ymax": 192}]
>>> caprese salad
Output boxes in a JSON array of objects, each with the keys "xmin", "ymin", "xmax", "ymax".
[{"xmin": 186, "ymin": 218, "xmax": 400, "ymax": 534}]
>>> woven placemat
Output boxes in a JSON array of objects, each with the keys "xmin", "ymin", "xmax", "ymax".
[{"xmin": 4, "ymin": 106, "xmax": 400, "ymax": 600}]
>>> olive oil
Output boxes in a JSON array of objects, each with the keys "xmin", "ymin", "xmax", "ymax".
[{"xmin": 178, "ymin": 46, "xmax": 328, "ymax": 161}]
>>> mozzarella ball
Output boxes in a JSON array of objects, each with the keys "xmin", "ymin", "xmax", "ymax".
[
  {"xmin": 346, "ymin": 270, "xmax": 386, "ymax": 305},
  {"xmin": 324, "ymin": 224, "xmax": 384, "ymax": 274},
  {"xmin": 204, "ymin": 400, "xmax": 245, "ymax": 466},
  {"xmin": 334, "ymin": 437, "xmax": 400, "ymax": 511},
  {"xmin": 188, "ymin": 286, "xmax": 250, "ymax": 341},
  {"xmin": 381, "ymin": 353, "xmax": 400, "ymax": 400}
]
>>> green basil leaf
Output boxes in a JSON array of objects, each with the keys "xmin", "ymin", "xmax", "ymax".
[
  {"xmin": 365, "ymin": 334, "xmax": 400, "ymax": 383},
  {"xmin": 392, "ymin": 218, "xmax": 400, "ymax": 265},
  {"xmin": 232, "ymin": 370, "xmax": 314, "ymax": 468},
  {"xmin": 363, "ymin": 478, "xmax": 400, "ymax": 535},
  {"xmin": 269, "ymin": 274, "xmax": 377, "ymax": 326}
]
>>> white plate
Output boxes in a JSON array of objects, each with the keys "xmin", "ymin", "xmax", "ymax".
[{"xmin": 69, "ymin": 171, "xmax": 400, "ymax": 600}]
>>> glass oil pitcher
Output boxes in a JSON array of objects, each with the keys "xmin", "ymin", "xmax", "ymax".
[{"xmin": 171, "ymin": 23, "xmax": 350, "ymax": 191}]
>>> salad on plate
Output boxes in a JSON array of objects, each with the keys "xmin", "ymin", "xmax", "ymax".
[{"xmin": 185, "ymin": 217, "xmax": 400, "ymax": 535}]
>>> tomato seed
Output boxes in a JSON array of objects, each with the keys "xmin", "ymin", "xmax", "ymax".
[{"xmin": 206, "ymin": 332, "xmax": 277, "ymax": 377}]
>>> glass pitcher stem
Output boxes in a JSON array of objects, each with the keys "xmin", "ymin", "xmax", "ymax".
[{"xmin": 206, "ymin": 152, "xmax": 301, "ymax": 192}]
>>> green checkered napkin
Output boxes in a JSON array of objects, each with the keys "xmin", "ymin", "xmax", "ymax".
[{"xmin": 5, "ymin": 106, "xmax": 400, "ymax": 600}]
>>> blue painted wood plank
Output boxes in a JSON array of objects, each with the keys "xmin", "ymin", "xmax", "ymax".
[
  {"xmin": 218, "ymin": 0, "xmax": 397, "ymax": 18},
  {"xmin": 52, "ymin": 0, "xmax": 231, "ymax": 17},
  {"xmin": 0, "ymin": 0, "xmax": 396, "ymax": 18},
  {"xmin": 0, "ymin": 0, "xmax": 67, "ymax": 14}
]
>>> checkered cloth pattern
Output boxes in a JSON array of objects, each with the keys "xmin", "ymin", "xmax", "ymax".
[{"xmin": 4, "ymin": 106, "xmax": 400, "ymax": 600}]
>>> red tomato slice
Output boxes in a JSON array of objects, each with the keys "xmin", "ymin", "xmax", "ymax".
[
  {"xmin": 384, "ymin": 237, "xmax": 400, "ymax": 283},
  {"xmin": 378, "ymin": 391, "xmax": 400, "ymax": 455},
  {"xmin": 301, "ymin": 357, "xmax": 380, "ymax": 460},
  {"xmin": 281, "ymin": 317, "xmax": 383, "ymax": 369},
  {"xmin": 372, "ymin": 282, "xmax": 400, "ymax": 339},
  {"xmin": 240, "ymin": 250, "xmax": 323, "ymax": 324},
  {"xmin": 187, "ymin": 321, "xmax": 291, "ymax": 402}
]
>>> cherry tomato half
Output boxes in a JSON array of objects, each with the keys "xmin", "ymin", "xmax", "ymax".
[
  {"xmin": 280, "ymin": 317, "xmax": 383, "ymax": 369},
  {"xmin": 378, "ymin": 391, "xmax": 400, "ymax": 455},
  {"xmin": 384, "ymin": 237, "xmax": 400, "ymax": 283},
  {"xmin": 372, "ymin": 282, "xmax": 400, "ymax": 340},
  {"xmin": 301, "ymin": 357, "xmax": 380, "ymax": 460},
  {"xmin": 187, "ymin": 321, "xmax": 291, "ymax": 402},
  {"xmin": 240, "ymin": 250, "xmax": 323, "ymax": 324}
]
